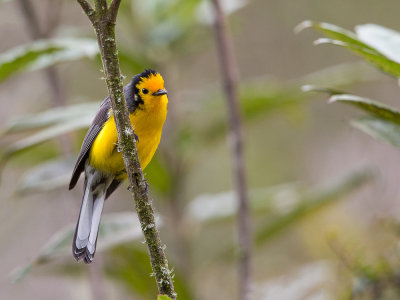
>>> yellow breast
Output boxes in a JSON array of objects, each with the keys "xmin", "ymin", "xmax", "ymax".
[{"xmin": 89, "ymin": 95, "xmax": 168, "ymax": 178}]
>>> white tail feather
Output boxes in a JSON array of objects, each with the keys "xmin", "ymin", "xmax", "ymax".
[
  {"xmin": 73, "ymin": 168, "xmax": 111, "ymax": 263},
  {"xmin": 76, "ymin": 180, "xmax": 93, "ymax": 249},
  {"xmin": 87, "ymin": 195, "xmax": 105, "ymax": 254}
]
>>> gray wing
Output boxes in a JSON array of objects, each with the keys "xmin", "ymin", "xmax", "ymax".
[{"xmin": 69, "ymin": 97, "xmax": 111, "ymax": 190}]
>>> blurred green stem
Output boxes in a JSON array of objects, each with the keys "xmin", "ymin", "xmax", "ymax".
[
  {"xmin": 17, "ymin": 0, "xmax": 66, "ymax": 107},
  {"xmin": 17, "ymin": 0, "xmax": 71, "ymax": 155},
  {"xmin": 76, "ymin": 0, "xmax": 176, "ymax": 298},
  {"xmin": 211, "ymin": 0, "xmax": 252, "ymax": 299},
  {"xmin": 88, "ymin": 257, "xmax": 107, "ymax": 300}
]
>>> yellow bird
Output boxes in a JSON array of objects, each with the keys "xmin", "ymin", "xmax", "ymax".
[{"xmin": 69, "ymin": 69, "xmax": 168, "ymax": 263}]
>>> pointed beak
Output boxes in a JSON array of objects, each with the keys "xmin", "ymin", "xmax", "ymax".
[{"xmin": 153, "ymin": 88, "xmax": 168, "ymax": 96}]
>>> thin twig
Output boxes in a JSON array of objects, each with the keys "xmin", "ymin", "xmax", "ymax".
[
  {"xmin": 17, "ymin": 0, "xmax": 70, "ymax": 154},
  {"xmin": 17, "ymin": 0, "xmax": 66, "ymax": 105},
  {"xmin": 76, "ymin": 1, "xmax": 176, "ymax": 298},
  {"xmin": 211, "ymin": 0, "xmax": 252, "ymax": 299},
  {"xmin": 17, "ymin": 0, "xmax": 41, "ymax": 38},
  {"xmin": 43, "ymin": 0, "xmax": 63, "ymax": 37}
]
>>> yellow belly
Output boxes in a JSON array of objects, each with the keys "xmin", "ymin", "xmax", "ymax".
[{"xmin": 89, "ymin": 99, "xmax": 167, "ymax": 178}]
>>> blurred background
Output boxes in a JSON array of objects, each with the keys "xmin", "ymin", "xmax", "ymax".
[{"xmin": 2, "ymin": 0, "xmax": 400, "ymax": 299}]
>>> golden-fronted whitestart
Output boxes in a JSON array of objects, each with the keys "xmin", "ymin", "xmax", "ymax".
[{"xmin": 69, "ymin": 69, "xmax": 168, "ymax": 263}]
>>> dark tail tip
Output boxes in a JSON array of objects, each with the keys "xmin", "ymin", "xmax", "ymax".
[
  {"xmin": 73, "ymin": 245, "xmax": 94, "ymax": 264},
  {"xmin": 72, "ymin": 227, "xmax": 96, "ymax": 264},
  {"xmin": 84, "ymin": 252, "xmax": 94, "ymax": 264},
  {"xmin": 69, "ymin": 181, "xmax": 75, "ymax": 190}
]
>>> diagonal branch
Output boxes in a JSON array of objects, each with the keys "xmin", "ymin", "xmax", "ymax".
[
  {"xmin": 211, "ymin": 0, "xmax": 252, "ymax": 299},
  {"xmin": 76, "ymin": 0, "xmax": 176, "ymax": 298},
  {"xmin": 76, "ymin": 0, "xmax": 93, "ymax": 14}
]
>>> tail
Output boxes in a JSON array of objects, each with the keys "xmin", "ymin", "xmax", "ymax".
[{"xmin": 73, "ymin": 175, "xmax": 106, "ymax": 264}]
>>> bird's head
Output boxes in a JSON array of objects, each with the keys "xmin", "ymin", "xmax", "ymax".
[{"xmin": 131, "ymin": 69, "xmax": 168, "ymax": 110}]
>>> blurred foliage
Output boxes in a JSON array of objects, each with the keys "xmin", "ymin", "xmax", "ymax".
[
  {"xmin": 301, "ymin": 20, "xmax": 400, "ymax": 299},
  {"xmin": 300, "ymin": 22, "xmax": 400, "ymax": 148},
  {"xmin": 11, "ymin": 212, "xmax": 149, "ymax": 282},
  {"xmin": 17, "ymin": 157, "xmax": 75, "ymax": 193},
  {"xmin": 0, "ymin": 38, "xmax": 98, "ymax": 83},
  {"xmin": 254, "ymin": 170, "xmax": 372, "ymax": 246},
  {"xmin": 1, "ymin": 103, "xmax": 98, "ymax": 134},
  {"xmin": 328, "ymin": 233, "xmax": 400, "ymax": 299},
  {"xmin": 187, "ymin": 170, "xmax": 371, "ymax": 228},
  {"xmin": 195, "ymin": 170, "xmax": 372, "ymax": 263},
  {"xmin": 0, "ymin": 103, "xmax": 96, "ymax": 161},
  {"xmin": 302, "ymin": 87, "xmax": 400, "ymax": 147},
  {"xmin": 297, "ymin": 22, "xmax": 400, "ymax": 78},
  {"xmin": 351, "ymin": 117, "xmax": 400, "ymax": 148},
  {"xmin": 12, "ymin": 169, "xmax": 370, "ymax": 298}
]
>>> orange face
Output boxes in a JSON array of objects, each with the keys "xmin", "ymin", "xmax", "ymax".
[{"xmin": 136, "ymin": 73, "xmax": 166, "ymax": 97}]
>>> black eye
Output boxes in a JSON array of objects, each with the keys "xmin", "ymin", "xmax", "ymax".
[{"xmin": 142, "ymin": 88, "xmax": 149, "ymax": 94}]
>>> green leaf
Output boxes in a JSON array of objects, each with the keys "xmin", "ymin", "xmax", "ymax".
[
  {"xmin": 351, "ymin": 117, "xmax": 400, "ymax": 147},
  {"xmin": 302, "ymin": 89, "xmax": 400, "ymax": 146},
  {"xmin": 255, "ymin": 170, "xmax": 372, "ymax": 245},
  {"xmin": 355, "ymin": 24, "xmax": 400, "ymax": 64},
  {"xmin": 315, "ymin": 38, "xmax": 400, "ymax": 77},
  {"xmin": 301, "ymin": 84, "xmax": 344, "ymax": 95},
  {"xmin": 301, "ymin": 88, "xmax": 400, "ymax": 124},
  {"xmin": 328, "ymin": 94, "xmax": 400, "ymax": 124},
  {"xmin": 295, "ymin": 21, "xmax": 377, "ymax": 52},
  {"xmin": 0, "ymin": 38, "xmax": 98, "ymax": 83},
  {"xmin": 297, "ymin": 21, "xmax": 400, "ymax": 77},
  {"xmin": 11, "ymin": 212, "xmax": 152, "ymax": 282}
]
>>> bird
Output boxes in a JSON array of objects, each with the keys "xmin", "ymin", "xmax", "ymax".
[{"xmin": 69, "ymin": 69, "xmax": 168, "ymax": 264}]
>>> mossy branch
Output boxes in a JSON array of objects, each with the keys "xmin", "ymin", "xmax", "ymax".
[{"xmin": 76, "ymin": 1, "xmax": 176, "ymax": 298}]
